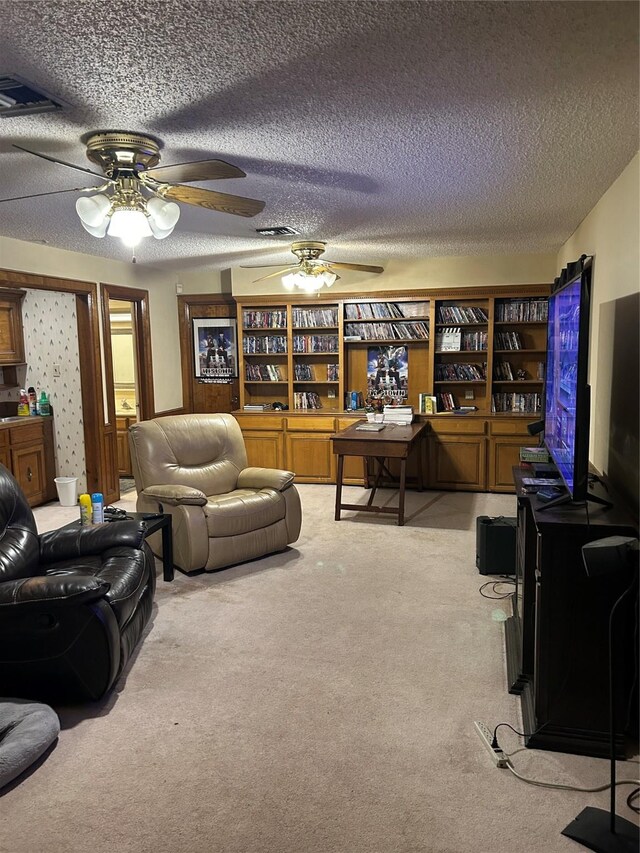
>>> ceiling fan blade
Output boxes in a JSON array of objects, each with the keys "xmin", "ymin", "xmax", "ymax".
[
  {"xmin": 12, "ymin": 144, "xmax": 108, "ymax": 181},
  {"xmin": 252, "ymin": 267, "xmax": 299, "ymax": 283},
  {"xmin": 145, "ymin": 159, "xmax": 246, "ymax": 183},
  {"xmin": 240, "ymin": 263, "xmax": 289, "ymax": 269},
  {"xmin": 0, "ymin": 185, "xmax": 97, "ymax": 204},
  {"xmin": 162, "ymin": 184, "xmax": 265, "ymax": 217},
  {"xmin": 324, "ymin": 260, "xmax": 384, "ymax": 274}
]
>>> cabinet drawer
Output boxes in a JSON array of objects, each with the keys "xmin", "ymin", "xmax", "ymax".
[
  {"xmin": 286, "ymin": 416, "xmax": 336, "ymax": 432},
  {"xmin": 233, "ymin": 414, "xmax": 284, "ymax": 430},
  {"xmin": 336, "ymin": 417, "xmax": 361, "ymax": 431},
  {"xmin": 9, "ymin": 421, "xmax": 43, "ymax": 445},
  {"xmin": 11, "ymin": 445, "xmax": 45, "ymax": 504},
  {"xmin": 429, "ymin": 417, "xmax": 486, "ymax": 435},
  {"xmin": 489, "ymin": 419, "xmax": 531, "ymax": 436}
]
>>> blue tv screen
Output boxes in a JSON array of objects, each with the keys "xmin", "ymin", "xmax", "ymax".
[{"xmin": 544, "ymin": 263, "xmax": 591, "ymax": 501}]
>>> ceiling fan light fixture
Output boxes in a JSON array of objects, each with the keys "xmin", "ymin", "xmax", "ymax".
[
  {"xmin": 107, "ymin": 207, "xmax": 152, "ymax": 247},
  {"xmin": 79, "ymin": 218, "xmax": 109, "ymax": 238},
  {"xmin": 147, "ymin": 219, "xmax": 175, "ymax": 240},
  {"xmin": 146, "ymin": 196, "xmax": 180, "ymax": 230},
  {"xmin": 75, "ymin": 193, "xmax": 111, "ymax": 228},
  {"xmin": 282, "ymin": 269, "xmax": 337, "ymax": 292}
]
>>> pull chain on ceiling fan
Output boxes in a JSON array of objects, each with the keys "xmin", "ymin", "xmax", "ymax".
[
  {"xmin": 243, "ymin": 241, "xmax": 384, "ymax": 292},
  {"xmin": 3, "ymin": 131, "xmax": 266, "ymax": 248}
]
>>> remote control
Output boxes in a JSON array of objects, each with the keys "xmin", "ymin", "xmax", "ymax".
[{"xmin": 142, "ymin": 512, "xmax": 164, "ymax": 520}]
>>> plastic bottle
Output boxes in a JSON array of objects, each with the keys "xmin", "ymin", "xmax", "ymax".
[
  {"xmin": 91, "ymin": 492, "xmax": 104, "ymax": 524},
  {"xmin": 79, "ymin": 493, "xmax": 92, "ymax": 526},
  {"xmin": 37, "ymin": 391, "xmax": 50, "ymax": 416},
  {"xmin": 27, "ymin": 386, "xmax": 38, "ymax": 416},
  {"xmin": 17, "ymin": 389, "xmax": 30, "ymax": 417}
]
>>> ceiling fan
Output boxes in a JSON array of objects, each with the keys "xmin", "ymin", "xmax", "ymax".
[
  {"xmin": 244, "ymin": 241, "xmax": 384, "ymax": 291},
  {"xmin": 2, "ymin": 130, "xmax": 265, "ymax": 247}
]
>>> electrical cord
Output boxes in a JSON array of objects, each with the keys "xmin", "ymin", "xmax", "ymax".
[
  {"xmin": 492, "ymin": 722, "xmax": 640, "ymax": 799},
  {"xmin": 479, "ymin": 578, "xmax": 515, "ymax": 599},
  {"xmin": 504, "ymin": 760, "xmax": 640, "ymax": 793},
  {"xmin": 627, "ymin": 787, "xmax": 640, "ymax": 813}
]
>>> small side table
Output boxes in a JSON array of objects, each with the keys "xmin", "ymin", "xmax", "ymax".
[{"xmin": 129, "ymin": 513, "xmax": 174, "ymax": 582}]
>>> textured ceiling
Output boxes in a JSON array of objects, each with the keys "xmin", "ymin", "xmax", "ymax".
[{"xmin": 0, "ymin": 1, "xmax": 638, "ymax": 274}]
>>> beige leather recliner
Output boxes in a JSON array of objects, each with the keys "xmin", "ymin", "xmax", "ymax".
[{"xmin": 128, "ymin": 413, "xmax": 302, "ymax": 573}]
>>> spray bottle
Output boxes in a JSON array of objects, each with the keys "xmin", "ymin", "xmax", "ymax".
[
  {"xmin": 27, "ymin": 387, "xmax": 38, "ymax": 416},
  {"xmin": 17, "ymin": 390, "xmax": 30, "ymax": 417}
]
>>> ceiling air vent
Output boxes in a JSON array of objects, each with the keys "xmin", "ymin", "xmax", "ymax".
[
  {"xmin": 0, "ymin": 74, "xmax": 65, "ymax": 117},
  {"xmin": 255, "ymin": 226, "xmax": 300, "ymax": 236}
]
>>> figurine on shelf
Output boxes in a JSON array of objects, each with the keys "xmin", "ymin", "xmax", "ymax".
[{"xmin": 516, "ymin": 369, "xmax": 527, "ymax": 380}]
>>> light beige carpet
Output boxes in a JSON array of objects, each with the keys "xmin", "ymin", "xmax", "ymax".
[{"xmin": 2, "ymin": 485, "xmax": 638, "ymax": 853}]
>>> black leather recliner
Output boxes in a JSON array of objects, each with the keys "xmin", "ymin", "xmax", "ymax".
[{"xmin": 0, "ymin": 465, "xmax": 155, "ymax": 702}]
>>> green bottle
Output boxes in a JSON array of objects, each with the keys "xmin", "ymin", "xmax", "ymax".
[{"xmin": 37, "ymin": 391, "xmax": 50, "ymax": 416}]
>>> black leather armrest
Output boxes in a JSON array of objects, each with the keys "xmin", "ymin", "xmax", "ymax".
[
  {"xmin": 39, "ymin": 521, "xmax": 147, "ymax": 563},
  {"xmin": 0, "ymin": 575, "xmax": 110, "ymax": 607}
]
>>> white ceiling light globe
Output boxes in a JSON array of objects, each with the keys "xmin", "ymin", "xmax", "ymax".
[
  {"xmin": 76, "ymin": 194, "xmax": 111, "ymax": 228},
  {"xmin": 79, "ymin": 218, "xmax": 108, "ymax": 238},
  {"xmin": 108, "ymin": 208, "xmax": 152, "ymax": 247},
  {"xmin": 147, "ymin": 197, "xmax": 180, "ymax": 230},
  {"xmin": 148, "ymin": 219, "xmax": 175, "ymax": 240}
]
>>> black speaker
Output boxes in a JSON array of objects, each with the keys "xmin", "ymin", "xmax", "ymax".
[{"xmin": 476, "ymin": 516, "xmax": 517, "ymax": 575}]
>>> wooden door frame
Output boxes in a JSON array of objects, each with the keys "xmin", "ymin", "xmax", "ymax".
[
  {"xmin": 0, "ymin": 268, "xmax": 106, "ymax": 496},
  {"xmin": 100, "ymin": 282, "xmax": 154, "ymax": 426}
]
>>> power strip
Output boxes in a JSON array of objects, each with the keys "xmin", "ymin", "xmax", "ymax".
[{"xmin": 474, "ymin": 720, "xmax": 509, "ymax": 768}]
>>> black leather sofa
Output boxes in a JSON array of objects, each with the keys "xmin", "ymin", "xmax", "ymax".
[{"xmin": 0, "ymin": 465, "xmax": 155, "ymax": 702}]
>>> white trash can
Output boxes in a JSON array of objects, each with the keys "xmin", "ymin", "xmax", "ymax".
[{"xmin": 54, "ymin": 477, "xmax": 78, "ymax": 507}]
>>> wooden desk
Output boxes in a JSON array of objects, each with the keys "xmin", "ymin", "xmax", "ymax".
[{"xmin": 331, "ymin": 421, "xmax": 427, "ymax": 525}]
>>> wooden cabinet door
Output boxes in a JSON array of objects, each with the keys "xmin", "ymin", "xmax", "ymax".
[
  {"xmin": 11, "ymin": 444, "xmax": 46, "ymax": 505},
  {"xmin": 243, "ymin": 430, "xmax": 285, "ymax": 470},
  {"xmin": 116, "ymin": 429, "xmax": 132, "ymax": 476},
  {"xmin": 285, "ymin": 432, "xmax": 335, "ymax": 482},
  {"xmin": 488, "ymin": 437, "xmax": 529, "ymax": 492},
  {"xmin": 0, "ymin": 290, "xmax": 25, "ymax": 365},
  {"xmin": 428, "ymin": 434, "xmax": 486, "ymax": 490}
]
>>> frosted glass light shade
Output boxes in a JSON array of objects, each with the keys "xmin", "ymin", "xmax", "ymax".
[
  {"xmin": 282, "ymin": 270, "xmax": 337, "ymax": 292},
  {"xmin": 76, "ymin": 194, "xmax": 111, "ymax": 228},
  {"xmin": 147, "ymin": 197, "xmax": 180, "ymax": 230},
  {"xmin": 79, "ymin": 218, "xmax": 108, "ymax": 238},
  {"xmin": 148, "ymin": 219, "xmax": 175, "ymax": 239},
  {"xmin": 108, "ymin": 208, "xmax": 152, "ymax": 247}
]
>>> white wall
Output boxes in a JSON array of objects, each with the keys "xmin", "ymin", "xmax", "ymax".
[{"xmin": 557, "ymin": 152, "xmax": 639, "ymax": 488}]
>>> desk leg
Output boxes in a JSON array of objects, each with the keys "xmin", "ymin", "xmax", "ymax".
[
  {"xmin": 398, "ymin": 459, "xmax": 407, "ymax": 526},
  {"xmin": 161, "ymin": 519, "xmax": 174, "ymax": 582},
  {"xmin": 335, "ymin": 454, "xmax": 344, "ymax": 521},
  {"xmin": 417, "ymin": 440, "xmax": 424, "ymax": 492},
  {"xmin": 367, "ymin": 456, "xmax": 386, "ymax": 507}
]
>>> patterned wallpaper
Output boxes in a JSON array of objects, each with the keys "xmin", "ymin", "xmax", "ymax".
[{"xmin": 0, "ymin": 290, "xmax": 87, "ymax": 491}]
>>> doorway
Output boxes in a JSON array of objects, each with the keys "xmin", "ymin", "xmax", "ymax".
[
  {"xmin": 110, "ymin": 299, "xmax": 138, "ymax": 492},
  {"xmin": 101, "ymin": 284, "xmax": 154, "ymax": 501}
]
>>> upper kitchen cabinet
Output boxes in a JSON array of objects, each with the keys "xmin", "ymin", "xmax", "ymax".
[
  {"xmin": 0, "ymin": 289, "xmax": 26, "ymax": 389},
  {"xmin": 0, "ymin": 289, "xmax": 26, "ymax": 365}
]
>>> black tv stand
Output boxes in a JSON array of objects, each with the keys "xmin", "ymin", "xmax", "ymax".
[
  {"xmin": 505, "ymin": 467, "xmax": 638, "ymax": 758},
  {"xmin": 537, "ymin": 490, "xmax": 613, "ymax": 512}
]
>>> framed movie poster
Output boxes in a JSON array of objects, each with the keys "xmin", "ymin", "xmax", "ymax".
[
  {"xmin": 367, "ymin": 345, "xmax": 409, "ymax": 403},
  {"xmin": 193, "ymin": 318, "xmax": 238, "ymax": 382}
]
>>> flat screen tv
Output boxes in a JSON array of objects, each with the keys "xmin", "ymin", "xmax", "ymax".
[{"xmin": 542, "ymin": 257, "xmax": 594, "ymax": 507}]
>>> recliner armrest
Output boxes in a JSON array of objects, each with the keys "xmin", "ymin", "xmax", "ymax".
[
  {"xmin": 39, "ymin": 521, "xmax": 147, "ymax": 562},
  {"xmin": 0, "ymin": 575, "xmax": 110, "ymax": 607},
  {"xmin": 237, "ymin": 467, "xmax": 295, "ymax": 492},
  {"xmin": 141, "ymin": 484, "xmax": 208, "ymax": 506}
]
